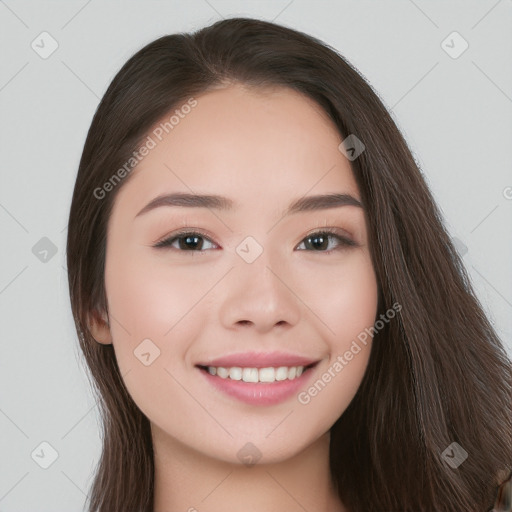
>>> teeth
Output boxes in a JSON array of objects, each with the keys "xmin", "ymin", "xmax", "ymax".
[
  {"xmin": 229, "ymin": 367, "xmax": 242, "ymax": 380},
  {"xmin": 242, "ymin": 368, "xmax": 259, "ymax": 382},
  {"xmin": 275, "ymin": 366, "xmax": 288, "ymax": 381},
  {"xmin": 205, "ymin": 365, "xmax": 306, "ymax": 383},
  {"xmin": 258, "ymin": 367, "xmax": 275, "ymax": 382},
  {"xmin": 216, "ymin": 367, "xmax": 229, "ymax": 378}
]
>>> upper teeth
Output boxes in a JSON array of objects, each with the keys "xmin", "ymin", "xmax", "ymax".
[{"xmin": 207, "ymin": 366, "xmax": 305, "ymax": 383}]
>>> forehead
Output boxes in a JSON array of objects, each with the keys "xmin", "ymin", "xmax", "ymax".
[{"xmin": 113, "ymin": 83, "xmax": 360, "ymax": 216}]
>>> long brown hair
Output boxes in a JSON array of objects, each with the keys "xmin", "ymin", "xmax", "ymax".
[{"xmin": 66, "ymin": 17, "xmax": 512, "ymax": 511}]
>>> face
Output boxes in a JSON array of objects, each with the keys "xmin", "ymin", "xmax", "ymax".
[{"xmin": 90, "ymin": 83, "xmax": 379, "ymax": 464}]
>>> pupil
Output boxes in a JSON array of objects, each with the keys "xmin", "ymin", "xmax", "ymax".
[
  {"xmin": 181, "ymin": 235, "xmax": 201, "ymax": 250},
  {"xmin": 310, "ymin": 235, "xmax": 327, "ymax": 250},
  {"xmin": 177, "ymin": 234, "xmax": 330, "ymax": 251}
]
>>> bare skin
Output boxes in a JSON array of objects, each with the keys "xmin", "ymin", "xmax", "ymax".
[{"xmin": 90, "ymin": 83, "xmax": 378, "ymax": 512}]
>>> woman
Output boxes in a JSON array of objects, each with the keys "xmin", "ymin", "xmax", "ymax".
[{"xmin": 66, "ymin": 17, "xmax": 512, "ymax": 511}]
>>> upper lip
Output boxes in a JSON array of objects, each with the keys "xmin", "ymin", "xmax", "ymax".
[{"xmin": 196, "ymin": 351, "xmax": 321, "ymax": 369}]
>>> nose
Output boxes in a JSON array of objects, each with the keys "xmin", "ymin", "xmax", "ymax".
[{"xmin": 218, "ymin": 255, "xmax": 302, "ymax": 334}]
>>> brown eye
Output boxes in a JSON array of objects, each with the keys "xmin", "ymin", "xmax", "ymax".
[
  {"xmin": 154, "ymin": 231, "xmax": 218, "ymax": 251},
  {"xmin": 296, "ymin": 229, "xmax": 357, "ymax": 253}
]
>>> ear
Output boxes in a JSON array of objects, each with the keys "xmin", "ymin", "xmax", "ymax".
[{"xmin": 88, "ymin": 309, "xmax": 113, "ymax": 345}]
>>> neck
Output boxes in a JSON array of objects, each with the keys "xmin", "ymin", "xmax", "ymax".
[{"xmin": 152, "ymin": 426, "xmax": 346, "ymax": 512}]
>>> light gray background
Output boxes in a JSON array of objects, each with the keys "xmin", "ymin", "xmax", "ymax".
[{"xmin": 1, "ymin": 1, "xmax": 511, "ymax": 510}]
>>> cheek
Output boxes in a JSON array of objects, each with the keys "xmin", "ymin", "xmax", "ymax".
[
  {"xmin": 103, "ymin": 247, "xmax": 208, "ymax": 369},
  {"xmin": 103, "ymin": 249, "xmax": 212, "ymax": 424},
  {"xmin": 303, "ymin": 252, "xmax": 378, "ymax": 342},
  {"xmin": 294, "ymin": 253, "xmax": 378, "ymax": 422}
]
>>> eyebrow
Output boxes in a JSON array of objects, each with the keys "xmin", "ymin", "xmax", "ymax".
[{"xmin": 135, "ymin": 192, "xmax": 363, "ymax": 218}]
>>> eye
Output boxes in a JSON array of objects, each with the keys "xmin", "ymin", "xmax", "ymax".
[
  {"xmin": 153, "ymin": 230, "xmax": 218, "ymax": 251},
  {"xmin": 295, "ymin": 229, "xmax": 357, "ymax": 253},
  {"xmin": 153, "ymin": 228, "xmax": 358, "ymax": 253}
]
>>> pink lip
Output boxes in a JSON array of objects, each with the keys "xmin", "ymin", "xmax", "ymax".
[
  {"xmin": 196, "ymin": 351, "xmax": 320, "ymax": 369},
  {"xmin": 197, "ymin": 364, "xmax": 317, "ymax": 406}
]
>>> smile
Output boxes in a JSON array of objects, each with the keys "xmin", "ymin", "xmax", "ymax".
[
  {"xmin": 196, "ymin": 361, "xmax": 319, "ymax": 406},
  {"xmin": 202, "ymin": 365, "xmax": 308, "ymax": 383}
]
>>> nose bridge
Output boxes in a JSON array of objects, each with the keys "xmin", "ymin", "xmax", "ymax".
[
  {"xmin": 236, "ymin": 237, "xmax": 287, "ymax": 306},
  {"xmin": 218, "ymin": 238, "xmax": 301, "ymax": 331}
]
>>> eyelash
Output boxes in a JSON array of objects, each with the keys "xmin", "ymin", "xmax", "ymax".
[{"xmin": 153, "ymin": 227, "xmax": 358, "ymax": 254}]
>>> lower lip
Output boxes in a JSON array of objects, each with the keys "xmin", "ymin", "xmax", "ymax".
[{"xmin": 197, "ymin": 365, "xmax": 316, "ymax": 406}]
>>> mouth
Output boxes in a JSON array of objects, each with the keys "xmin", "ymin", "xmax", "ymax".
[
  {"xmin": 196, "ymin": 361, "xmax": 318, "ymax": 383},
  {"xmin": 195, "ymin": 359, "xmax": 320, "ymax": 406}
]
